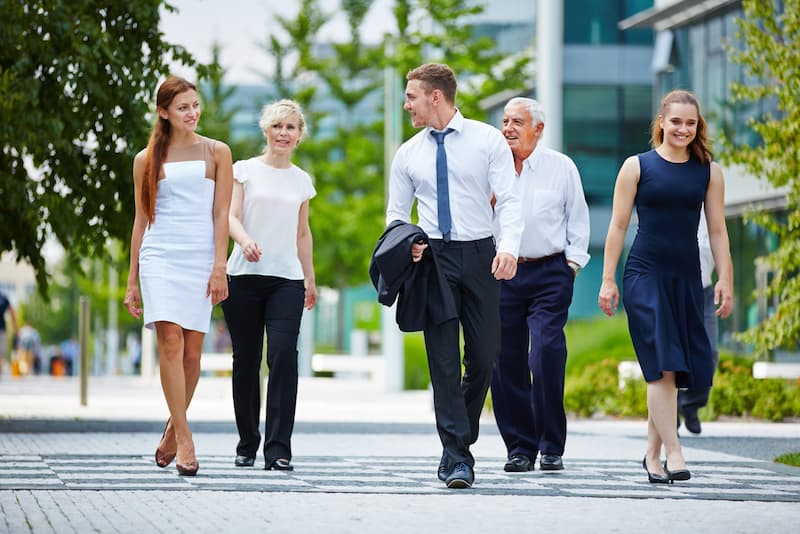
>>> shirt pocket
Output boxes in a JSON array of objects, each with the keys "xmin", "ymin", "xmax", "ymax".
[{"xmin": 529, "ymin": 189, "xmax": 563, "ymax": 225}]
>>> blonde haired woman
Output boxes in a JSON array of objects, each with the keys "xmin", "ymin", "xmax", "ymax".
[{"xmin": 222, "ymin": 99, "xmax": 317, "ymax": 471}]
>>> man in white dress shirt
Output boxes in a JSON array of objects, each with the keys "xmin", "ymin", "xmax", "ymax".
[
  {"xmin": 491, "ymin": 97, "xmax": 590, "ymax": 473},
  {"xmin": 386, "ymin": 63, "xmax": 522, "ymax": 488}
]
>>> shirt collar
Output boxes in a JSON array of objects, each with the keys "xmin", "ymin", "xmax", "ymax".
[{"xmin": 427, "ymin": 109, "xmax": 464, "ymax": 136}]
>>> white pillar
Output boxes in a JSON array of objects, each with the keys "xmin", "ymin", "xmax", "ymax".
[
  {"xmin": 141, "ymin": 326, "xmax": 157, "ymax": 379},
  {"xmin": 106, "ymin": 263, "xmax": 119, "ymax": 374},
  {"xmin": 537, "ymin": 0, "xmax": 564, "ymax": 151},
  {"xmin": 382, "ymin": 36, "xmax": 405, "ymax": 392},
  {"xmin": 297, "ymin": 308, "xmax": 314, "ymax": 377}
]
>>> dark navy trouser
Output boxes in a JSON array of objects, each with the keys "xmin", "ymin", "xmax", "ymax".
[{"xmin": 491, "ymin": 253, "xmax": 574, "ymax": 459}]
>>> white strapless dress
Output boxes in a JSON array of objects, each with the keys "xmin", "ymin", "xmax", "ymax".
[{"xmin": 139, "ymin": 160, "xmax": 216, "ymax": 333}]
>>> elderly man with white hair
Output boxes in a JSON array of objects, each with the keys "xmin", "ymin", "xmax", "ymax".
[{"xmin": 491, "ymin": 97, "xmax": 590, "ymax": 472}]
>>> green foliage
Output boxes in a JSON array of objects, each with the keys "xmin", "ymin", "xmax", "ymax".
[
  {"xmin": 561, "ymin": 316, "xmax": 799, "ymax": 420},
  {"xmin": 774, "ymin": 451, "xmax": 800, "ymax": 467},
  {"xmin": 403, "ymin": 331, "xmax": 430, "ymax": 390},
  {"xmin": 196, "ymin": 42, "xmax": 261, "ymax": 163},
  {"xmin": 565, "ymin": 314, "xmax": 636, "ymax": 374},
  {"xmin": 704, "ymin": 358, "xmax": 800, "ymax": 422},
  {"xmin": 720, "ymin": 0, "xmax": 800, "ymax": 357},
  {"xmin": 0, "ymin": 1, "xmax": 198, "ymax": 295}
]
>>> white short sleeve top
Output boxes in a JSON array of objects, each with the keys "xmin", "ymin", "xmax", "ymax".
[{"xmin": 226, "ymin": 158, "xmax": 316, "ymax": 279}]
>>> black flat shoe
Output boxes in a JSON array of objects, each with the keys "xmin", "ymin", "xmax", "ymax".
[
  {"xmin": 504, "ymin": 454, "xmax": 535, "ymax": 472},
  {"xmin": 266, "ymin": 458, "xmax": 294, "ymax": 471},
  {"xmin": 642, "ymin": 456, "xmax": 669, "ymax": 484},
  {"xmin": 445, "ymin": 462, "xmax": 474, "ymax": 489},
  {"xmin": 438, "ymin": 452, "xmax": 449, "ymax": 481},
  {"xmin": 664, "ymin": 461, "xmax": 691, "ymax": 483},
  {"xmin": 235, "ymin": 455, "xmax": 255, "ymax": 467},
  {"xmin": 539, "ymin": 454, "xmax": 564, "ymax": 471},
  {"xmin": 681, "ymin": 407, "xmax": 702, "ymax": 434}
]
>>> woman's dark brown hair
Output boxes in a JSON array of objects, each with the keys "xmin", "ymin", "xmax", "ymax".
[{"xmin": 142, "ymin": 76, "xmax": 197, "ymax": 224}]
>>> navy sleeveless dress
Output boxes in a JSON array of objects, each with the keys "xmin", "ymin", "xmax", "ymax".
[{"xmin": 622, "ymin": 149, "xmax": 713, "ymax": 388}]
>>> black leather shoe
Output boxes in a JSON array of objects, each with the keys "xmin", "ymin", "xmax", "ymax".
[
  {"xmin": 681, "ymin": 407, "xmax": 702, "ymax": 434},
  {"xmin": 235, "ymin": 455, "xmax": 255, "ymax": 467},
  {"xmin": 540, "ymin": 454, "xmax": 564, "ymax": 471},
  {"xmin": 445, "ymin": 462, "xmax": 474, "ymax": 489},
  {"xmin": 437, "ymin": 453, "xmax": 448, "ymax": 481},
  {"xmin": 504, "ymin": 454, "xmax": 534, "ymax": 472},
  {"xmin": 266, "ymin": 458, "xmax": 294, "ymax": 471}
]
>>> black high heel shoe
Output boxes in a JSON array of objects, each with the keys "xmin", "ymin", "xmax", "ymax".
[
  {"xmin": 664, "ymin": 460, "xmax": 691, "ymax": 483},
  {"xmin": 642, "ymin": 457, "xmax": 669, "ymax": 484}
]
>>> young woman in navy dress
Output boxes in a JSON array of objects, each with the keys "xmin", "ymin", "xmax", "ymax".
[{"xmin": 598, "ymin": 90, "xmax": 733, "ymax": 483}]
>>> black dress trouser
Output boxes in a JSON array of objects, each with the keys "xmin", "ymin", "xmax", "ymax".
[
  {"xmin": 221, "ymin": 275, "xmax": 305, "ymax": 465},
  {"xmin": 424, "ymin": 237, "xmax": 500, "ymax": 470}
]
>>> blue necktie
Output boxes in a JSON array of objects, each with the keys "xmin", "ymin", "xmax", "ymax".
[{"xmin": 431, "ymin": 128, "xmax": 455, "ymax": 241}]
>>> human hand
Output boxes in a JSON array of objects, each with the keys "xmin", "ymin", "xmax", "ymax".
[
  {"xmin": 411, "ymin": 242, "xmax": 428, "ymax": 263},
  {"xmin": 207, "ymin": 267, "xmax": 229, "ymax": 305},
  {"xmin": 714, "ymin": 279, "xmax": 733, "ymax": 319},
  {"xmin": 492, "ymin": 253, "xmax": 517, "ymax": 280},
  {"xmin": 598, "ymin": 279, "xmax": 619, "ymax": 316},
  {"xmin": 242, "ymin": 240, "xmax": 262, "ymax": 262},
  {"xmin": 124, "ymin": 285, "xmax": 143, "ymax": 319},
  {"xmin": 304, "ymin": 280, "xmax": 318, "ymax": 310}
]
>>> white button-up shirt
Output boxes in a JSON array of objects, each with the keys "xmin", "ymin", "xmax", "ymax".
[
  {"xmin": 387, "ymin": 110, "xmax": 522, "ymax": 256},
  {"xmin": 509, "ymin": 145, "xmax": 590, "ymax": 268}
]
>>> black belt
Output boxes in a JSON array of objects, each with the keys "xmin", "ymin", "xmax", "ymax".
[{"xmin": 517, "ymin": 252, "xmax": 563, "ymax": 264}]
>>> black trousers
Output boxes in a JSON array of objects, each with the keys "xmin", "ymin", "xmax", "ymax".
[
  {"xmin": 425, "ymin": 237, "xmax": 500, "ymax": 470},
  {"xmin": 221, "ymin": 275, "xmax": 305, "ymax": 465},
  {"xmin": 491, "ymin": 254, "xmax": 574, "ymax": 459},
  {"xmin": 679, "ymin": 285, "xmax": 719, "ymax": 411}
]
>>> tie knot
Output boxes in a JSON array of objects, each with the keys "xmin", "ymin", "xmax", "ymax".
[{"xmin": 431, "ymin": 128, "xmax": 454, "ymax": 144}]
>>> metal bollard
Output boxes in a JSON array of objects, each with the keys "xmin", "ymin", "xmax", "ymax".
[{"xmin": 79, "ymin": 296, "xmax": 90, "ymax": 406}]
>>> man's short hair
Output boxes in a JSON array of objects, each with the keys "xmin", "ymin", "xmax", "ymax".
[
  {"xmin": 505, "ymin": 97, "xmax": 546, "ymax": 126},
  {"xmin": 407, "ymin": 63, "xmax": 457, "ymax": 104}
]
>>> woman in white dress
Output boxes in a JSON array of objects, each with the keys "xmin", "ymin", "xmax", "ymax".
[
  {"xmin": 124, "ymin": 76, "xmax": 233, "ymax": 476},
  {"xmin": 222, "ymin": 99, "xmax": 317, "ymax": 471}
]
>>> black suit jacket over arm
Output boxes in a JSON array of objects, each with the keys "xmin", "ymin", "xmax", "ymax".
[{"xmin": 369, "ymin": 220, "xmax": 457, "ymax": 332}]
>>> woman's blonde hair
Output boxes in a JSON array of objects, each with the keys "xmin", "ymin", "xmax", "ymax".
[{"xmin": 259, "ymin": 99, "xmax": 308, "ymax": 147}]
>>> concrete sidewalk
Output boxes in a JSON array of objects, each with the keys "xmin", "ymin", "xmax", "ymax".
[{"xmin": 1, "ymin": 375, "xmax": 799, "ymax": 533}]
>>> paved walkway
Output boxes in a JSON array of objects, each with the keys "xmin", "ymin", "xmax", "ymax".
[{"xmin": 1, "ymin": 375, "xmax": 799, "ymax": 533}]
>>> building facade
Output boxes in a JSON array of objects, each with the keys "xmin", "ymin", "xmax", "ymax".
[{"xmin": 620, "ymin": 0, "xmax": 788, "ymax": 352}]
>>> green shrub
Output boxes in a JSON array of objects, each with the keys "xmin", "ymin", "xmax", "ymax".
[{"xmin": 403, "ymin": 332, "xmax": 430, "ymax": 390}]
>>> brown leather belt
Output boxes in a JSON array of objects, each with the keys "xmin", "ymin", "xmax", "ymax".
[{"xmin": 517, "ymin": 252, "xmax": 563, "ymax": 264}]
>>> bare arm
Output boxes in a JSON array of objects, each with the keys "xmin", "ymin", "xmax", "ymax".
[
  {"xmin": 228, "ymin": 180, "xmax": 262, "ymax": 262},
  {"xmin": 296, "ymin": 200, "xmax": 317, "ymax": 310},
  {"xmin": 598, "ymin": 155, "xmax": 639, "ymax": 316},
  {"xmin": 123, "ymin": 150, "xmax": 149, "ymax": 319},
  {"xmin": 209, "ymin": 141, "xmax": 234, "ymax": 305},
  {"xmin": 705, "ymin": 162, "xmax": 734, "ymax": 318}
]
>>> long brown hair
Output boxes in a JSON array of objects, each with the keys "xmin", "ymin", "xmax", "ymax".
[
  {"xmin": 142, "ymin": 76, "xmax": 197, "ymax": 224},
  {"xmin": 649, "ymin": 90, "xmax": 712, "ymax": 165}
]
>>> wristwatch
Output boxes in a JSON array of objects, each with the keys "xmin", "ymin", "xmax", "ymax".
[{"xmin": 567, "ymin": 261, "xmax": 582, "ymax": 277}]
